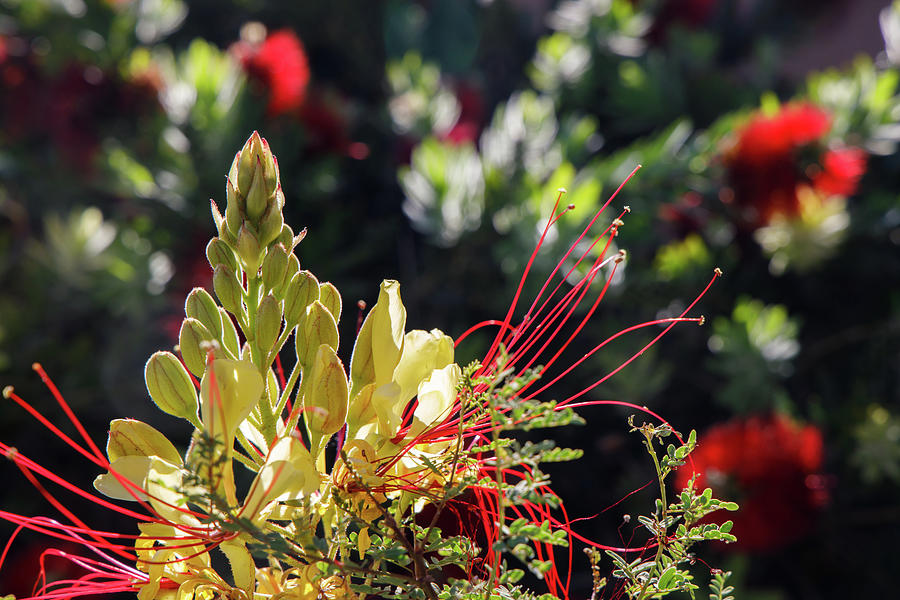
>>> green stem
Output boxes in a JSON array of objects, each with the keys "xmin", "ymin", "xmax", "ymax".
[
  {"xmin": 244, "ymin": 274, "xmax": 281, "ymax": 444},
  {"xmin": 275, "ymin": 352, "xmax": 301, "ymax": 418},
  {"xmin": 635, "ymin": 432, "xmax": 668, "ymax": 600},
  {"xmin": 245, "ymin": 276, "xmax": 262, "ymax": 365}
]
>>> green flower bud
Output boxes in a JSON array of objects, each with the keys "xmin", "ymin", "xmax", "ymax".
[
  {"xmin": 296, "ymin": 301, "xmax": 338, "ymax": 368},
  {"xmin": 255, "ymin": 294, "xmax": 282, "ymax": 356},
  {"xmin": 213, "ymin": 264, "xmax": 243, "ymax": 316},
  {"xmin": 305, "ymin": 344, "xmax": 349, "ymax": 437},
  {"xmin": 219, "ymin": 307, "xmax": 240, "ymax": 357},
  {"xmin": 107, "ymin": 418, "xmax": 183, "ymax": 465},
  {"xmin": 236, "ymin": 225, "xmax": 263, "ymax": 274},
  {"xmin": 185, "ymin": 288, "xmax": 222, "ymax": 340},
  {"xmin": 236, "ymin": 132, "xmax": 266, "ymax": 193},
  {"xmin": 318, "ymin": 282, "xmax": 342, "ymax": 323},
  {"xmin": 224, "ymin": 178, "xmax": 242, "ymax": 240},
  {"xmin": 262, "ymin": 243, "xmax": 288, "ymax": 294},
  {"xmin": 222, "ymin": 132, "xmax": 283, "ymax": 249},
  {"xmin": 256, "ymin": 190, "xmax": 285, "ymax": 248},
  {"xmin": 279, "ymin": 253, "xmax": 301, "ymax": 299},
  {"xmin": 145, "ymin": 351, "xmax": 200, "ymax": 422},
  {"xmin": 284, "ymin": 270, "xmax": 320, "ymax": 327},
  {"xmin": 179, "ymin": 318, "xmax": 216, "ymax": 377},
  {"xmin": 206, "ymin": 237, "xmax": 237, "ymax": 272},
  {"xmin": 276, "ymin": 223, "xmax": 295, "ymax": 249},
  {"xmin": 244, "ymin": 159, "xmax": 269, "ymax": 221}
]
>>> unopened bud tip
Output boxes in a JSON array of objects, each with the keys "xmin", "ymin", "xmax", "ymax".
[
  {"xmin": 31, "ymin": 362, "xmax": 42, "ymax": 371},
  {"xmin": 357, "ymin": 300, "xmax": 367, "ymax": 310},
  {"xmin": 567, "ymin": 203, "xmax": 575, "ymax": 210}
]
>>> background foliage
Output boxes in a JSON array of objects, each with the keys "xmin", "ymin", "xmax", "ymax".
[{"xmin": 0, "ymin": 0, "xmax": 897, "ymax": 598}]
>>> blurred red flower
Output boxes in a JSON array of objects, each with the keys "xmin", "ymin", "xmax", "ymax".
[
  {"xmin": 723, "ymin": 102, "xmax": 866, "ymax": 226},
  {"xmin": 235, "ymin": 29, "xmax": 310, "ymax": 118},
  {"xmin": 675, "ymin": 414, "xmax": 828, "ymax": 551},
  {"xmin": 811, "ymin": 147, "xmax": 867, "ymax": 196}
]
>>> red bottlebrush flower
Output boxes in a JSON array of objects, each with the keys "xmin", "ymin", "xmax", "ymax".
[
  {"xmin": 811, "ymin": 147, "xmax": 867, "ymax": 197},
  {"xmin": 731, "ymin": 103, "xmax": 830, "ymax": 166},
  {"xmin": 675, "ymin": 414, "xmax": 828, "ymax": 552},
  {"xmin": 236, "ymin": 29, "xmax": 310, "ymax": 118},
  {"xmin": 724, "ymin": 102, "xmax": 866, "ymax": 226}
]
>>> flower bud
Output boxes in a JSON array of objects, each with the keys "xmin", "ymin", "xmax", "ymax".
[
  {"xmin": 224, "ymin": 179, "xmax": 242, "ymax": 241},
  {"xmin": 107, "ymin": 418, "xmax": 183, "ymax": 465},
  {"xmin": 284, "ymin": 270, "xmax": 319, "ymax": 327},
  {"xmin": 236, "ymin": 225, "xmax": 264, "ymax": 274},
  {"xmin": 261, "ymin": 243, "xmax": 288, "ymax": 293},
  {"xmin": 185, "ymin": 288, "xmax": 223, "ymax": 339},
  {"xmin": 256, "ymin": 190, "xmax": 284, "ymax": 248},
  {"xmin": 222, "ymin": 131, "xmax": 284, "ymax": 250},
  {"xmin": 318, "ymin": 281, "xmax": 342, "ymax": 323},
  {"xmin": 296, "ymin": 301, "xmax": 338, "ymax": 368},
  {"xmin": 255, "ymin": 294, "xmax": 283, "ymax": 356},
  {"xmin": 236, "ymin": 132, "xmax": 267, "ymax": 193},
  {"xmin": 145, "ymin": 351, "xmax": 200, "ymax": 422},
  {"xmin": 219, "ymin": 307, "xmax": 240, "ymax": 357},
  {"xmin": 213, "ymin": 264, "xmax": 244, "ymax": 316},
  {"xmin": 179, "ymin": 318, "xmax": 216, "ymax": 377},
  {"xmin": 305, "ymin": 344, "xmax": 349, "ymax": 437},
  {"xmin": 244, "ymin": 159, "xmax": 269, "ymax": 221},
  {"xmin": 276, "ymin": 223, "xmax": 295, "ymax": 249},
  {"xmin": 206, "ymin": 237, "xmax": 237, "ymax": 272},
  {"xmin": 279, "ymin": 253, "xmax": 301, "ymax": 298}
]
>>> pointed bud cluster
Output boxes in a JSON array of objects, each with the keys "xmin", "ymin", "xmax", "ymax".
[{"xmin": 211, "ymin": 131, "xmax": 286, "ymax": 272}]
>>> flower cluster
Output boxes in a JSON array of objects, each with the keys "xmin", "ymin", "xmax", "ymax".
[
  {"xmin": 723, "ymin": 102, "xmax": 866, "ymax": 227},
  {"xmin": 1, "ymin": 133, "xmax": 728, "ymax": 600},
  {"xmin": 232, "ymin": 27, "xmax": 311, "ymax": 118},
  {"xmin": 675, "ymin": 413, "xmax": 827, "ymax": 551}
]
